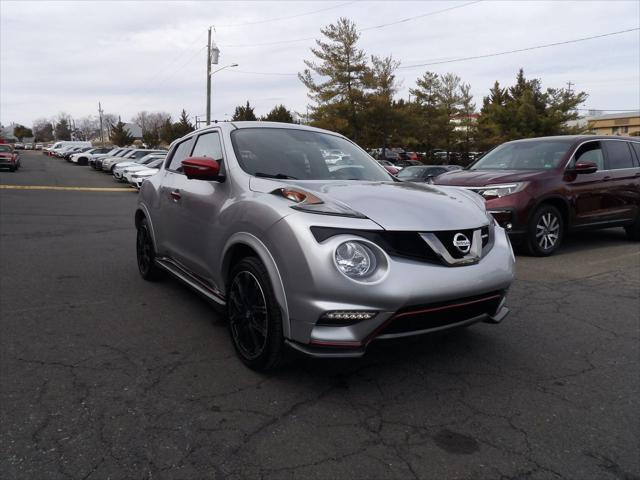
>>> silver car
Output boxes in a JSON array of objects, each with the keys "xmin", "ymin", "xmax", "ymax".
[{"xmin": 136, "ymin": 122, "xmax": 515, "ymax": 370}]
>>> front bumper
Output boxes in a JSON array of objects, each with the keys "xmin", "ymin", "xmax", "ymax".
[{"xmin": 267, "ymin": 214, "xmax": 516, "ymax": 356}]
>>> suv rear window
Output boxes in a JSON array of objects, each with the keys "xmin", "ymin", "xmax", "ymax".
[{"xmin": 603, "ymin": 141, "xmax": 634, "ymax": 170}]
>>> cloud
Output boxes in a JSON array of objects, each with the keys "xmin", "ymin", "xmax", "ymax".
[{"xmin": 1, "ymin": 0, "xmax": 638, "ymax": 127}]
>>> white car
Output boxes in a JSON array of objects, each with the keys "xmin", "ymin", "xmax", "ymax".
[
  {"xmin": 70, "ymin": 147, "xmax": 113, "ymax": 165},
  {"xmin": 114, "ymin": 156, "xmax": 165, "ymax": 181},
  {"xmin": 102, "ymin": 149, "xmax": 165, "ymax": 173},
  {"xmin": 128, "ymin": 167, "xmax": 159, "ymax": 189},
  {"xmin": 112, "ymin": 153, "xmax": 166, "ymax": 180}
]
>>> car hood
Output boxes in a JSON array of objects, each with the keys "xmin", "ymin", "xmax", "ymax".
[
  {"xmin": 434, "ymin": 169, "xmax": 551, "ymax": 186},
  {"xmin": 249, "ymin": 178, "xmax": 487, "ymax": 231},
  {"xmin": 132, "ymin": 169, "xmax": 158, "ymax": 176}
]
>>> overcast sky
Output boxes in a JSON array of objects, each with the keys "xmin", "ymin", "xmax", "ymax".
[{"xmin": 1, "ymin": 0, "xmax": 639, "ymax": 128}]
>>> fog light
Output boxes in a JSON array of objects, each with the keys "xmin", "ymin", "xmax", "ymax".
[{"xmin": 319, "ymin": 311, "xmax": 377, "ymax": 325}]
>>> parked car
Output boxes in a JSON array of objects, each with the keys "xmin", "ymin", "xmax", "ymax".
[
  {"xmin": 395, "ymin": 159, "xmax": 422, "ymax": 168},
  {"xmin": 102, "ymin": 149, "xmax": 165, "ymax": 172},
  {"xmin": 135, "ymin": 122, "xmax": 515, "ymax": 370},
  {"xmin": 14, "ymin": 143, "xmax": 25, "ymax": 150},
  {"xmin": 129, "ymin": 166, "xmax": 161, "ymax": 189},
  {"xmin": 434, "ymin": 135, "xmax": 640, "ymax": 255},
  {"xmin": 25, "ymin": 143, "xmax": 34, "ymax": 150},
  {"xmin": 397, "ymin": 165, "xmax": 461, "ymax": 183},
  {"xmin": 70, "ymin": 147, "xmax": 113, "ymax": 165},
  {"xmin": 0, "ymin": 144, "xmax": 20, "ymax": 171},
  {"xmin": 114, "ymin": 155, "xmax": 166, "ymax": 181},
  {"xmin": 94, "ymin": 148, "xmax": 133, "ymax": 170},
  {"xmin": 35, "ymin": 143, "xmax": 43, "ymax": 150},
  {"xmin": 63, "ymin": 146, "xmax": 92, "ymax": 161},
  {"xmin": 376, "ymin": 160, "xmax": 399, "ymax": 175},
  {"xmin": 89, "ymin": 147, "xmax": 125, "ymax": 168},
  {"xmin": 47, "ymin": 141, "xmax": 91, "ymax": 156}
]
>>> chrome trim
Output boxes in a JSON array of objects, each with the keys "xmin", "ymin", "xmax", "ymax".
[{"xmin": 420, "ymin": 228, "xmax": 483, "ymax": 266}]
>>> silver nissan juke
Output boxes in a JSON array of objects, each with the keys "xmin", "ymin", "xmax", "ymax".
[{"xmin": 135, "ymin": 122, "xmax": 515, "ymax": 370}]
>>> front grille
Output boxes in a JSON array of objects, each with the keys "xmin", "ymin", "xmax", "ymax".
[{"xmin": 378, "ymin": 291, "xmax": 503, "ymax": 336}]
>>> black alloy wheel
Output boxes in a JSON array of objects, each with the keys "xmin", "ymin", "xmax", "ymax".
[
  {"xmin": 526, "ymin": 205, "xmax": 564, "ymax": 256},
  {"xmin": 625, "ymin": 215, "xmax": 640, "ymax": 241},
  {"xmin": 136, "ymin": 218, "xmax": 163, "ymax": 280},
  {"xmin": 227, "ymin": 257, "xmax": 285, "ymax": 371}
]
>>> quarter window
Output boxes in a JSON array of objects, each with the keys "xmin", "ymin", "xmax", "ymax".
[
  {"xmin": 167, "ymin": 138, "xmax": 194, "ymax": 172},
  {"xmin": 603, "ymin": 141, "xmax": 634, "ymax": 170},
  {"xmin": 573, "ymin": 141, "xmax": 604, "ymax": 170},
  {"xmin": 191, "ymin": 131, "xmax": 224, "ymax": 161},
  {"xmin": 630, "ymin": 142, "xmax": 640, "ymax": 167}
]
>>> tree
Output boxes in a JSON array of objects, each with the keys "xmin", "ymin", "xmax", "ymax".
[
  {"xmin": 477, "ymin": 69, "xmax": 587, "ymax": 150},
  {"xmin": 456, "ymin": 83, "xmax": 476, "ymax": 164},
  {"xmin": 232, "ymin": 101, "xmax": 257, "ymax": 121},
  {"xmin": 159, "ymin": 118, "xmax": 174, "ymax": 144},
  {"xmin": 76, "ymin": 116, "xmax": 100, "ymax": 141},
  {"xmin": 13, "ymin": 125, "xmax": 33, "ymax": 142},
  {"xmin": 54, "ymin": 118, "xmax": 72, "ymax": 141},
  {"xmin": 109, "ymin": 121, "xmax": 134, "ymax": 146},
  {"xmin": 410, "ymin": 72, "xmax": 445, "ymax": 159},
  {"xmin": 142, "ymin": 129, "xmax": 160, "ymax": 148},
  {"xmin": 263, "ymin": 104, "xmax": 294, "ymax": 123},
  {"xmin": 32, "ymin": 119, "xmax": 54, "ymax": 142},
  {"xmin": 173, "ymin": 109, "xmax": 195, "ymax": 138},
  {"xmin": 299, "ymin": 18, "xmax": 369, "ymax": 140}
]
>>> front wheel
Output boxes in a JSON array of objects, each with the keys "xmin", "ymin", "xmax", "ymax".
[
  {"xmin": 525, "ymin": 205, "xmax": 564, "ymax": 256},
  {"xmin": 136, "ymin": 218, "xmax": 164, "ymax": 281},
  {"xmin": 625, "ymin": 215, "xmax": 640, "ymax": 241},
  {"xmin": 227, "ymin": 257, "xmax": 286, "ymax": 371}
]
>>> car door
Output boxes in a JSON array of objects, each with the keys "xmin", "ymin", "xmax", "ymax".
[
  {"xmin": 601, "ymin": 139, "xmax": 640, "ymax": 222},
  {"xmin": 156, "ymin": 137, "xmax": 195, "ymax": 260},
  {"xmin": 159, "ymin": 130, "xmax": 229, "ymax": 283}
]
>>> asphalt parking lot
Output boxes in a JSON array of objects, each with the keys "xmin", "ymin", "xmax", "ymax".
[{"xmin": 1, "ymin": 151, "xmax": 639, "ymax": 480}]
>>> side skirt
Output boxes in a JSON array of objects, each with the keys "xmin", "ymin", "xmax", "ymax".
[{"xmin": 155, "ymin": 257, "xmax": 226, "ymax": 306}]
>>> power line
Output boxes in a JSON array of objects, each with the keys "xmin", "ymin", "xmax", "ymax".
[
  {"xmin": 226, "ymin": 27, "xmax": 639, "ymax": 77},
  {"xmin": 398, "ymin": 27, "xmax": 639, "ymax": 69},
  {"xmin": 220, "ymin": 0, "xmax": 482, "ymax": 48},
  {"xmin": 215, "ymin": 1, "xmax": 356, "ymax": 28}
]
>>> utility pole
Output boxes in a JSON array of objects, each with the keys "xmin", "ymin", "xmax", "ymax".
[
  {"xmin": 566, "ymin": 81, "xmax": 574, "ymax": 93},
  {"xmin": 206, "ymin": 27, "xmax": 212, "ymax": 126},
  {"xmin": 98, "ymin": 102, "xmax": 104, "ymax": 144}
]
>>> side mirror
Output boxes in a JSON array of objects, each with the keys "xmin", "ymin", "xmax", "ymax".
[
  {"xmin": 569, "ymin": 161, "xmax": 598, "ymax": 174},
  {"xmin": 182, "ymin": 157, "xmax": 221, "ymax": 181}
]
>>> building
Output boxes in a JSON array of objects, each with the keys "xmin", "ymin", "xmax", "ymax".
[{"xmin": 586, "ymin": 111, "xmax": 640, "ymax": 136}]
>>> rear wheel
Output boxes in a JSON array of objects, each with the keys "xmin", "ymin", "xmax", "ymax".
[
  {"xmin": 227, "ymin": 257, "xmax": 285, "ymax": 371},
  {"xmin": 136, "ymin": 218, "xmax": 163, "ymax": 281},
  {"xmin": 525, "ymin": 205, "xmax": 564, "ymax": 256}
]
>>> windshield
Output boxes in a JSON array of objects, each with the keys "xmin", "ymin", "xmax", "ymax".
[
  {"xmin": 0, "ymin": 145, "xmax": 12, "ymax": 153},
  {"xmin": 231, "ymin": 128, "xmax": 391, "ymax": 181},
  {"xmin": 470, "ymin": 139, "xmax": 573, "ymax": 170}
]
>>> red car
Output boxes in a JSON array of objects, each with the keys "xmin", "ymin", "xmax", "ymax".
[
  {"xmin": 0, "ymin": 144, "xmax": 20, "ymax": 172},
  {"xmin": 435, "ymin": 135, "xmax": 640, "ymax": 255}
]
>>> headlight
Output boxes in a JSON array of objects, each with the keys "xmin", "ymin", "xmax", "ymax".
[
  {"xmin": 476, "ymin": 182, "xmax": 527, "ymax": 200},
  {"xmin": 334, "ymin": 241, "xmax": 377, "ymax": 278}
]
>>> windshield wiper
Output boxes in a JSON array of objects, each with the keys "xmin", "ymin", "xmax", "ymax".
[{"xmin": 254, "ymin": 172, "xmax": 298, "ymax": 180}]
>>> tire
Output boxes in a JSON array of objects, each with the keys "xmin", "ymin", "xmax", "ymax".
[
  {"xmin": 525, "ymin": 204, "xmax": 564, "ymax": 256},
  {"xmin": 136, "ymin": 218, "xmax": 164, "ymax": 281},
  {"xmin": 625, "ymin": 215, "xmax": 640, "ymax": 241},
  {"xmin": 227, "ymin": 257, "xmax": 286, "ymax": 371}
]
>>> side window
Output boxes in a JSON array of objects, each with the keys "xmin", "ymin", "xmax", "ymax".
[
  {"xmin": 167, "ymin": 138, "xmax": 194, "ymax": 172},
  {"xmin": 573, "ymin": 141, "xmax": 604, "ymax": 170},
  {"xmin": 191, "ymin": 131, "xmax": 224, "ymax": 161},
  {"xmin": 629, "ymin": 142, "xmax": 640, "ymax": 167},
  {"xmin": 603, "ymin": 140, "xmax": 634, "ymax": 170}
]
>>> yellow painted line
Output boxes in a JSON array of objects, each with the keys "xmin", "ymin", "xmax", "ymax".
[{"xmin": 0, "ymin": 185, "xmax": 136, "ymax": 192}]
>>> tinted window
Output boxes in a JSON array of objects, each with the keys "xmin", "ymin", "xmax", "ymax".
[
  {"xmin": 192, "ymin": 131, "xmax": 224, "ymax": 160},
  {"xmin": 629, "ymin": 142, "xmax": 640, "ymax": 166},
  {"xmin": 573, "ymin": 141, "xmax": 604, "ymax": 170},
  {"xmin": 470, "ymin": 140, "xmax": 573, "ymax": 170},
  {"xmin": 167, "ymin": 138, "xmax": 194, "ymax": 172},
  {"xmin": 603, "ymin": 141, "xmax": 634, "ymax": 170}
]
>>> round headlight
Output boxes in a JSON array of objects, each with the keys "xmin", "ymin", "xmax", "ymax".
[{"xmin": 335, "ymin": 241, "xmax": 377, "ymax": 278}]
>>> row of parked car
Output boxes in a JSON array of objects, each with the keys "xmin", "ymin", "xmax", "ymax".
[
  {"xmin": 12, "ymin": 142, "xmax": 44, "ymax": 150},
  {"xmin": 48, "ymin": 143, "xmax": 167, "ymax": 189}
]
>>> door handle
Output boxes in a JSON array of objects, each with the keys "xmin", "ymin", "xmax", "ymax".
[
  {"xmin": 170, "ymin": 189, "xmax": 181, "ymax": 201},
  {"xmin": 602, "ymin": 176, "xmax": 611, "ymax": 182}
]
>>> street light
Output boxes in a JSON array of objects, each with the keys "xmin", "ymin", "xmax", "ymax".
[{"xmin": 207, "ymin": 63, "xmax": 238, "ymax": 125}]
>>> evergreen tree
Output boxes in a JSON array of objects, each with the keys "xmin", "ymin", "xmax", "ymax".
[
  {"xmin": 13, "ymin": 125, "xmax": 33, "ymax": 142},
  {"xmin": 410, "ymin": 72, "xmax": 445, "ymax": 159},
  {"xmin": 142, "ymin": 129, "xmax": 160, "ymax": 148},
  {"xmin": 173, "ymin": 109, "xmax": 195, "ymax": 138},
  {"xmin": 457, "ymin": 83, "xmax": 476, "ymax": 163},
  {"xmin": 159, "ymin": 118, "xmax": 175, "ymax": 144},
  {"xmin": 263, "ymin": 104, "xmax": 294, "ymax": 123},
  {"xmin": 54, "ymin": 118, "xmax": 72, "ymax": 141},
  {"xmin": 299, "ymin": 18, "xmax": 369, "ymax": 140},
  {"xmin": 232, "ymin": 101, "xmax": 257, "ymax": 121},
  {"xmin": 109, "ymin": 121, "xmax": 134, "ymax": 146}
]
